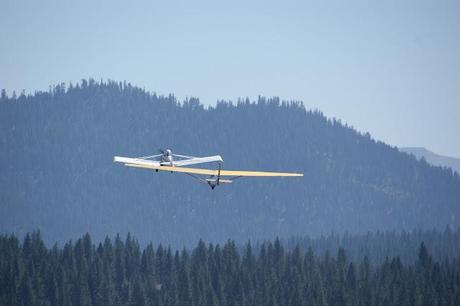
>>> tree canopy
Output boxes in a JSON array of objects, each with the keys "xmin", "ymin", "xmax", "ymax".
[{"xmin": 1, "ymin": 231, "xmax": 459, "ymax": 306}]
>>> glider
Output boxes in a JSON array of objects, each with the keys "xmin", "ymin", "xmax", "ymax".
[{"xmin": 114, "ymin": 149, "xmax": 303, "ymax": 189}]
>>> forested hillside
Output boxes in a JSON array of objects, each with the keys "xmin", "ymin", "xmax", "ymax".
[
  {"xmin": 1, "ymin": 231, "xmax": 460, "ymax": 305},
  {"xmin": 0, "ymin": 80, "xmax": 459, "ymax": 245}
]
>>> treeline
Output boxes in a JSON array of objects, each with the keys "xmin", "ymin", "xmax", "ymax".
[
  {"xmin": 283, "ymin": 227, "xmax": 460, "ymax": 265},
  {"xmin": 1, "ymin": 231, "xmax": 460, "ymax": 305}
]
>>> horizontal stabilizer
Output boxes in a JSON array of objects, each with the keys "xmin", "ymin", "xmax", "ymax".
[{"xmin": 169, "ymin": 155, "xmax": 223, "ymax": 166}]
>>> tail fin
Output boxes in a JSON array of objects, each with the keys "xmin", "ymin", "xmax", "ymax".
[{"xmin": 217, "ymin": 163, "xmax": 221, "ymax": 185}]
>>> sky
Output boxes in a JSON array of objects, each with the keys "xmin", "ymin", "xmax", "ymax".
[{"xmin": 1, "ymin": 0, "xmax": 459, "ymax": 157}]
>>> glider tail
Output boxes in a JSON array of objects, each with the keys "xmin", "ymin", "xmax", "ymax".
[{"xmin": 217, "ymin": 162, "xmax": 221, "ymax": 185}]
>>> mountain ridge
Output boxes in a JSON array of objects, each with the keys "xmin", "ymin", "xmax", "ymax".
[
  {"xmin": 1, "ymin": 80, "xmax": 459, "ymax": 246},
  {"xmin": 400, "ymin": 147, "xmax": 460, "ymax": 174}
]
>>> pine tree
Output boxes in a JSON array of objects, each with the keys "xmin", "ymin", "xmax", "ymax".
[
  {"xmin": 1, "ymin": 89, "xmax": 7, "ymax": 100},
  {"xmin": 19, "ymin": 273, "xmax": 35, "ymax": 306},
  {"xmin": 131, "ymin": 276, "xmax": 146, "ymax": 306}
]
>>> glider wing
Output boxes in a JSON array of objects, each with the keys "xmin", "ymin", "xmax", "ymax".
[{"xmin": 123, "ymin": 162, "xmax": 303, "ymax": 177}]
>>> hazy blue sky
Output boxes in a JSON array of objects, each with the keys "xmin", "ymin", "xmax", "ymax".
[{"xmin": 1, "ymin": 0, "xmax": 459, "ymax": 156}]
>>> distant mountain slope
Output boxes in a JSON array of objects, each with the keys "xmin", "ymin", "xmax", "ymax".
[
  {"xmin": 400, "ymin": 147, "xmax": 460, "ymax": 174},
  {"xmin": 1, "ymin": 80, "xmax": 459, "ymax": 245}
]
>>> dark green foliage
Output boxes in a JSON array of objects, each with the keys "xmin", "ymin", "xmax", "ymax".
[
  {"xmin": 284, "ymin": 227, "xmax": 460, "ymax": 265},
  {"xmin": 1, "ymin": 231, "xmax": 460, "ymax": 305},
  {"xmin": 1, "ymin": 80, "xmax": 460, "ymax": 246}
]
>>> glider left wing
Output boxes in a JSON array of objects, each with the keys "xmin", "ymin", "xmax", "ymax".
[{"xmin": 114, "ymin": 156, "xmax": 161, "ymax": 167}]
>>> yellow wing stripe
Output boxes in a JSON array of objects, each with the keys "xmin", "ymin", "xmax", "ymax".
[
  {"xmin": 219, "ymin": 170, "xmax": 303, "ymax": 177},
  {"xmin": 124, "ymin": 163, "xmax": 303, "ymax": 177}
]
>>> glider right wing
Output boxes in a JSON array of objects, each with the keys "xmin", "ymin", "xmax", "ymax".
[{"xmin": 122, "ymin": 162, "xmax": 303, "ymax": 177}]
